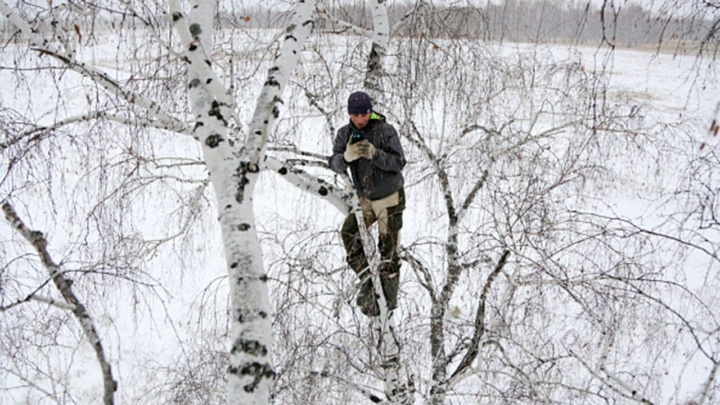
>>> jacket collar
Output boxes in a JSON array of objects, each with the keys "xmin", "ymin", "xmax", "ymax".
[{"xmin": 349, "ymin": 111, "xmax": 386, "ymax": 131}]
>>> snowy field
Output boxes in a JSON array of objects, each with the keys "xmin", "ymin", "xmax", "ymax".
[{"xmin": 1, "ymin": 24, "xmax": 719, "ymax": 405}]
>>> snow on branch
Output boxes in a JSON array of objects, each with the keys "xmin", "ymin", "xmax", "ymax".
[{"xmin": 2, "ymin": 202, "xmax": 117, "ymax": 405}]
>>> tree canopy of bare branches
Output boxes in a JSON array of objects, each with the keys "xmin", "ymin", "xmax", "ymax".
[{"xmin": 1, "ymin": 0, "xmax": 719, "ymax": 404}]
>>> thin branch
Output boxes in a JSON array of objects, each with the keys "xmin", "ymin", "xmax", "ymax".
[
  {"xmin": 449, "ymin": 249, "xmax": 510, "ymax": 381},
  {"xmin": 2, "ymin": 202, "xmax": 117, "ymax": 405}
]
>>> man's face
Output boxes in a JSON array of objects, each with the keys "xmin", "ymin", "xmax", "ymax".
[{"xmin": 350, "ymin": 113, "xmax": 370, "ymax": 129}]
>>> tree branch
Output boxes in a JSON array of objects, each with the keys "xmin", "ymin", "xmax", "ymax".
[
  {"xmin": 2, "ymin": 202, "xmax": 117, "ymax": 405},
  {"xmin": 449, "ymin": 249, "xmax": 510, "ymax": 381}
]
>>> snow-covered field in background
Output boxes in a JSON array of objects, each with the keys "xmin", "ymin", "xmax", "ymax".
[{"xmin": 1, "ymin": 27, "xmax": 718, "ymax": 404}]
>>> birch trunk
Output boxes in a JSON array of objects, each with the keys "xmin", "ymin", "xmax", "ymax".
[
  {"xmin": 175, "ymin": 0, "xmax": 315, "ymax": 402},
  {"xmin": 355, "ymin": 1, "xmax": 411, "ymax": 402},
  {"xmin": 364, "ymin": 0, "xmax": 390, "ymax": 96}
]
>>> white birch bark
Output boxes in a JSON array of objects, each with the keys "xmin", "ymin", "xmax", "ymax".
[
  {"xmin": 347, "ymin": 1, "xmax": 411, "ymax": 403},
  {"xmin": 261, "ymin": 155, "xmax": 351, "ymax": 213},
  {"xmin": 364, "ymin": 0, "xmax": 390, "ymax": 96},
  {"xmin": 172, "ymin": 0, "xmax": 315, "ymax": 403}
]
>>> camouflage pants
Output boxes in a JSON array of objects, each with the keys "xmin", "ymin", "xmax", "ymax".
[{"xmin": 341, "ymin": 189, "xmax": 405, "ymax": 316}]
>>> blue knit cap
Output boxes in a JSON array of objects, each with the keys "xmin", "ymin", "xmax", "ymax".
[{"xmin": 347, "ymin": 91, "xmax": 372, "ymax": 114}]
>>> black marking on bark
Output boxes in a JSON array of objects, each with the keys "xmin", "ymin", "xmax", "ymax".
[
  {"xmin": 209, "ymin": 100, "xmax": 227, "ymax": 125},
  {"xmin": 272, "ymin": 106, "xmax": 280, "ymax": 119},
  {"xmin": 236, "ymin": 184, "xmax": 247, "ymax": 203},
  {"xmin": 264, "ymin": 78, "xmax": 280, "ymax": 87},
  {"xmin": 189, "ymin": 44, "xmax": 197, "ymax": 52},
  {"xmin": 194, "ymin": 121, "xmax": 204, "ymax": 129},
  {"xmin": 259, "ymin": 274, "xmax": 268, "ymax": 282},
  {"xmin": 235, "ymin": 161, "xmax": 260, "ymax": 203},
  {"xmin": 238, "ymin": 223, "xmax": 251, "ymax": 231},
  {"xmin": 205, "ymin": 59, "xmax": 211, "ymax": 66},
  {"xmin": 183, "ymin": 56, "xmax": 191, "ymax": 64},
  {"xmin": 205, "ymin": 134, "xmax": 224, "ymax": 148},
  {"xmin": 227, "ymin": 362, "xmax": 275, "ymax": 393},
  {"xmin": 269, "ymin": 66, "xmax": 279, "ymax": 73},
  {"xmin": 302, "ymin": 20, "xmax": 314, "ymax": 27},
  {"xmin": 230, "ymin": 262, "xmax": 238, "ymax": 269},
  {"xmin": 226, "ymin": 204, "xmax": 232, "ymax": 209},
  {"xmin": 172, "ymin": 12, "xmax": 182, "ymax": 21},
  {"xmin": 189, "ymin": 78, "xmax": 200, "ymax": 89},
  {"xmin": 189, "ymin": 23, "xmax": 202, "ymax": 38},
  {"xmin": 231, "ymin": 339, "xmax": 268, "ymax": 357},
  {"xmin": 285, "ymin": 24, "xmax": 296, "ymax": 32},
  {"xmin": 258, "ymin": 311, "xmax": 267, "ymax": 318},
  {"xmin": 285, "ymin": 35, "xmax": 297, "ymax": 42},
  {"xmin": 278, "ymin": 167, "xmax": 288, "ymax": 175},
  {"xmin": 206, "ymin": 78, "xmax": 212, "ymax": 84},
  {"xmin": 318, "ymin": 186, "xmax": 328, "ymax": 196}
]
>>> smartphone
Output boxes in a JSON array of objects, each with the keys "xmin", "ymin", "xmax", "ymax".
[{"xmin": 350, "ymin": 132, "xmax": 364, "ymax": 144}]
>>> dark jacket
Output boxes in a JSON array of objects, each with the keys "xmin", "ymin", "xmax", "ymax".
[{"xmin": 329, "ymin": 112, "xmax": 406, "ymax": 200}]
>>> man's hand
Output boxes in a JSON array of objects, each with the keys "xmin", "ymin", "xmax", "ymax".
[
  {"xmin": 344, "ymin": 139, "xmax": 361, "ymax": 162},
  {"xmin": 356, "ymin": 140, "xmax": 375, "ymax": 159},
  {"xmin": 344, "ymin": 139, "xmax": 375, "ymax": 162}
]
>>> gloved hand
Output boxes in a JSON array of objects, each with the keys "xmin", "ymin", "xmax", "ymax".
[
  {"xmin": 344, "ymin": 138, "xmax": 362, "ymax": 162},
  {"xmin": 356, "ymin": 140, "xmax": 375, "ymax": 159},
  {"xmin": 344, "ymin": 139, "xmax": 375, "ymax": 162}
]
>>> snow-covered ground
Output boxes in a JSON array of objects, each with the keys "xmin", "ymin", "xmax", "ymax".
[{"xmin": 1, "ymin": 25, "xmax": 718, "ymax": 404}]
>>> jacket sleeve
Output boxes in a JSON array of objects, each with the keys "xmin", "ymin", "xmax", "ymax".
[
  {"xmin": 328, "ymin": 128, "xmax": 349, "ymax": 174},
  {"xmin": 371, "ymin": 124, "xmax": 406, "ymax": 173}
]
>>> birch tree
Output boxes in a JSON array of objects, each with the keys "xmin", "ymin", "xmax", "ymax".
[
  {"xmin": 381, "ymin": 3, "xmax": 719, "ymax": 404},
  {"xmin": 266, "ymin": 1, "xmax": 719, "ymax": 403},
  {"xmin": 172, "ymin": 1, "xmax": 316, "ymax": 401},
  {"xmin": 1, "ymin": 0, "xmax": 718, "ymax": 404},
  {"xmin": 1, "ymin": 0, "xmax": 316, "ymax": 403}
]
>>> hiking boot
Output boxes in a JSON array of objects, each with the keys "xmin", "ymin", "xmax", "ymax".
[{"xmin": 380, "ymin": 269, "xmax": 399, "ymax": 312}]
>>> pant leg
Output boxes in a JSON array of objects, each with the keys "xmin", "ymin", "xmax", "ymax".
[
  {"xmin": 372, "ymin": 189, "xmax": 405, "ymax": 311},
  {"xmin": 341, "ymin": 203, "xmax": 381, "ymax": 316},
  {"xmin": 341, "ymin": 213, "xmax": 367, "ymax": 276},
  {"xmin": 341, "ymin": 199, "xmax": 378, "ymax": 276}
]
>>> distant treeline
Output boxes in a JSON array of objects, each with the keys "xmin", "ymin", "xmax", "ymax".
[
  {"xmin": 2, "ymin": 0, "xmax": 713, "ymax": 50},
  {"xmin": 224, "ymin": 0, "xmax": 713, "ymax": 48}
]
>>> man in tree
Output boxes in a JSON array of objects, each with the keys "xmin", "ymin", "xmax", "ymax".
[{"xmin": 329, "ymin": 91, "xmax": 407, "ymax": 317}]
